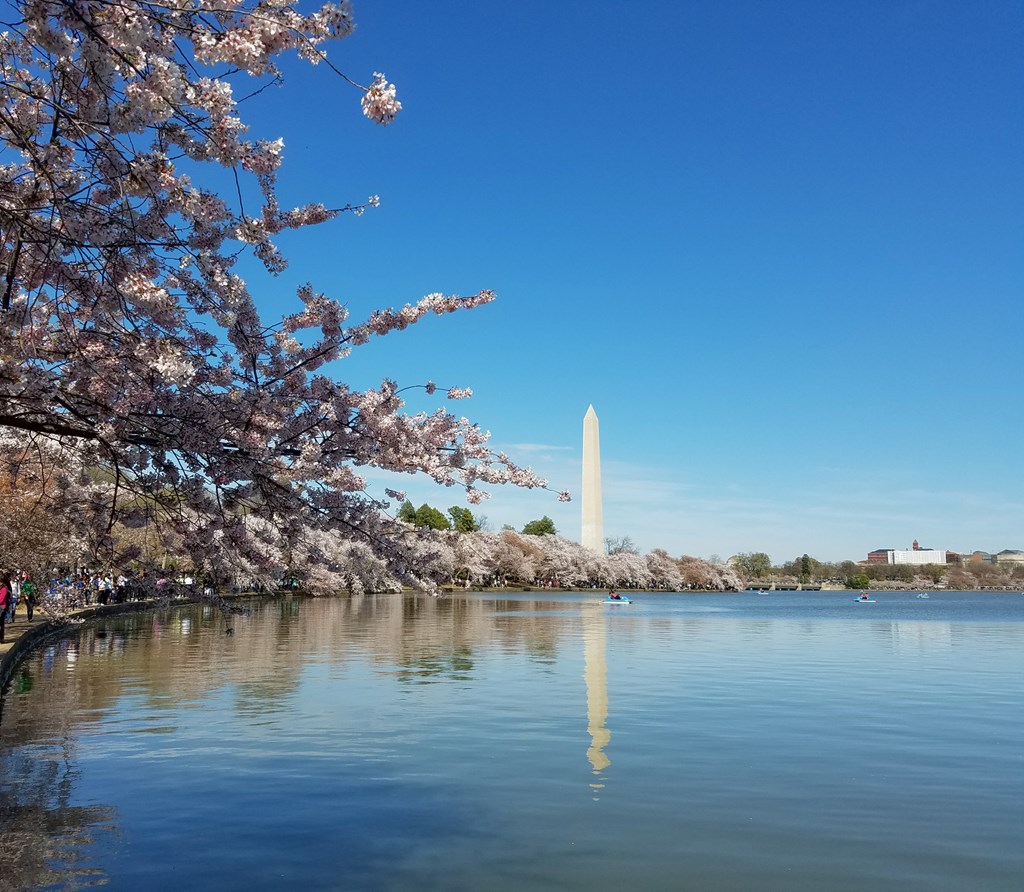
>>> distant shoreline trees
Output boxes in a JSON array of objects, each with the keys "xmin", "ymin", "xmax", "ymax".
[
  {"xmin": 728, "ymin": 551, "xmax": 1024, "ymax": 590},
  {"xmin": 444, "ymin": 532, "xmax": 741, "ymax": 592}
]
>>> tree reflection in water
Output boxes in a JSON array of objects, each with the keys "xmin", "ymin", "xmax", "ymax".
[{"xmin": 1, "ymin": 657, "xmax": 116, "ymax": 888}]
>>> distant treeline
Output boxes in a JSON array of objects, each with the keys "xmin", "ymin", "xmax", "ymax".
[{"xmin": 729, "ymin": 552, "xmax": 1024, "ymax": 590}]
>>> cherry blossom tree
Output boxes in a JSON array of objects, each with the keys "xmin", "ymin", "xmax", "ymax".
[
  {"xmin": 493, "ymin": 531, "xmax": 536, "ymax": 586},
  {"xmin": 645, "ymin": 548, "xmax": 682, "ymax": 590},
  {"xmin": 447, "ymin": 529, "xmax": 497, "ymax": 586},
  {"xmin": 531, "ymin": 534, "xmax": 597, "ymax": 588},
  {"xmin": 0, "ymin": 429, "xmax": 93, "ymax": 572},
  {"xmin": 605, "ymin": 550, "xmax": 652, "ymax": 589},
  {"xmin": 677, "ymin": 555, "xmax": 717, "ymax": 589},
  {"xmin": 0, "ymin": 0, "xmax": 567, "ymax": 592}
]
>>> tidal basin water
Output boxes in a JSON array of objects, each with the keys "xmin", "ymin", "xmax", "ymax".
[{"xmin": 1, "ymin": 591, "xmax": 1022, "ymax": 891}]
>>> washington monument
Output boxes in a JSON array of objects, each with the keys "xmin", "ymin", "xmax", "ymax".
[{"xmin": 581, "ymin": 405, "xmax": 604, "ymax": 553}]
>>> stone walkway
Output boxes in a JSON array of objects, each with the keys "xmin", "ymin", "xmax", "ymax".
[{"xmin": 0, "ymin": 609, "xmax": 50, "ymax": 658}]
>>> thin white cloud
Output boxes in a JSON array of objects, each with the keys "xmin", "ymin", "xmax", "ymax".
[
  {"xmin": 329, "ymin": 444, "xmax": 1021, "ymax": 564},
  {"xmin": 501, "ymin": 442, "xmax": 576, "ymax": 454}
]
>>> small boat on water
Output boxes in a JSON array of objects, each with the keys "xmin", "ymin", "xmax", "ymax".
[
  {"xmin": 854, "ymin": 595, "xmax": 876, "ymax": 603},
  {"xmin": 916, "ymin": 593, "xmax": 930, "ymax": 599},
  {"xmin": 605, "ymin": 596, "xmax": 632, "ymax": 604}
]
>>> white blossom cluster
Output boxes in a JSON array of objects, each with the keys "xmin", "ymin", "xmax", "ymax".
[{"xmin": 361, "ymin": 72, "xmax": 401, "ymax": 125}]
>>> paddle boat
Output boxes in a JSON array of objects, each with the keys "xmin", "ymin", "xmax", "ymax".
[
  {"xmin": 605, "ymin": 595, "xmax": 632, "ymax": 604},
  {"xmin": 854, "ymin": 594, "xmax": 876, "ymax": 603},
  {"xmin": 915, "ymin": 593, "xmax": 930, "ymax": 599}
]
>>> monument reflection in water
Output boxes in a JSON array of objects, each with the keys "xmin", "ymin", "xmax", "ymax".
[
  {"xmin": 0, "ymin": 591, "xmax": 1022, "ymax": 892},
  {"xmin": 583, "ymin": 604, "xmax": 611, "ymax": 794}
]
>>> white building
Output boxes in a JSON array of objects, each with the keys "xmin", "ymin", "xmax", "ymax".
[
  {"xmin": 890, "ymin": 549, "xmax": 946, "ymax": 566},
  {"xmin": 869, "ymin": 540, "xmax": 948, "ymax": 566}
]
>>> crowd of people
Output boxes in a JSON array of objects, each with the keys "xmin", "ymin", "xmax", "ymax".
[{"xmin": 0, "ymin": 569, "xmax": 169, "ymax": 642}]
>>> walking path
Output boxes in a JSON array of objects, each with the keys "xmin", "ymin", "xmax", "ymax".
[{"xmin": 0, "ymin": 610, "xmax": 50, "ymax": 659}]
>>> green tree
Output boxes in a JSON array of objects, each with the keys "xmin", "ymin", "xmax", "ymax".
[
  {"xmin": 730, "ymin": 552, "xmax": 772, "ymax": 580},
  {"xmin": 848, "ymin": 572, "xmax": 871, "ymax": 590},
  {"xmin": 799, "ymin": 553, "xmax": 813, "ymax": 584},
  {"xmin": 414, "ymin": 503, "xmax": 451, "ymax": 531},
  {"xmin": 522, "ymin": 516, "xmax": 557, "ymax": 536},
  {"xmin": 397, "ymin": 500, "xmax": 417, "ymax": 523},
  {"xmin": 835, "ymin": 561, "xmax": 859, "ymax": 582},
  {"xmin": 448, "ymin": 506, "xmax": 479, "ymax": 533}
]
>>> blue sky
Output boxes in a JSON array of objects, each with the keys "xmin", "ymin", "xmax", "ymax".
[{"xmin": 241, "ymin": 0, "xmax": 1022, "ymax": 563}]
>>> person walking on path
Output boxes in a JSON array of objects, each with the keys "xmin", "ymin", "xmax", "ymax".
[
  {"xmin": 0, "ymin": 574, "xmax": 9, "ymax": 644},
  {"xmin": 7, "ymin": 572, "xmax": 20, "ymax": 623},
  {"xmin": 22, "ymin": 574, "xmax": 37, "ymax": 622}
]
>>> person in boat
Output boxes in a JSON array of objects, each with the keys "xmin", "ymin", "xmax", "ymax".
[{"xmin": 609, "ymin": 591, "xmax": 621, "ymax": 600}]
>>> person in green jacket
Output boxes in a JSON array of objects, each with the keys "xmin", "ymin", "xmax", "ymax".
[{"xmin": 22, "ymin": 575, "xmax": 37, "ymax": 622}]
